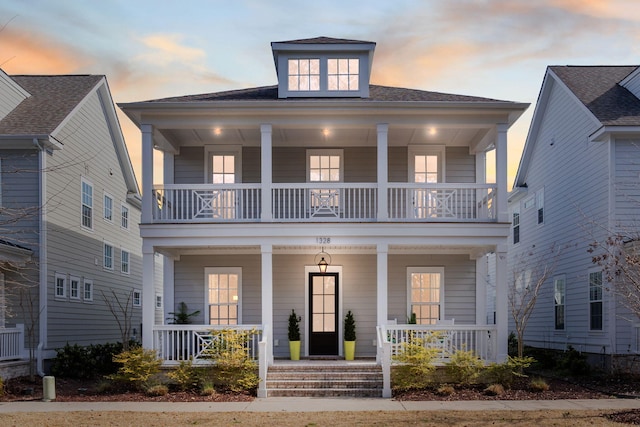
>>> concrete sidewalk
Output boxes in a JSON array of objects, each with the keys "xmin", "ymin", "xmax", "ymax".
[{"xmin": 1, "ymin": 397, "xmax": 640, "ymax": 413}]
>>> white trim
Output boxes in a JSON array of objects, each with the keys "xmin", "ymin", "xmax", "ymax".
[
  {"xmin": 83, "ymin": 279, "xmax": 93, "ymax": 302},
  {"xmin": 155, "ymin": 293, "xmax": 163, "ymax": 310},
  {"xmin": 0, "ymin": 272, "xmax": 5, "ymax": 328},
  {"xmin": 306, "ymin": 149, "xmax": 344, "ymax": 183},
  {"xmin": 103, "ymin": 241, "xmax": 114, "ymax": 270},
  {"xmin": 133, "ymin": 289, "xmax": 142, "ymax": 307},
  {"xmin": 304, "ymin": 264, "xmax": 343, "ymax": 357},
  {"xmin": 103, "ymin": 192, "xmax": 114, "ymax": 223},
  {"xmin": 120, "ymin": 248, "xmax": 130, "ymax": 275},
  {"xmin": 203, "ymin": 267, "xmax": 242, "ymax": 325},
  {"xmin": 204, "ymin": 145, "xmax": 242, "ymax": 184},
  {"xmin": 408, "ymin": 145, "xmax": 446, "ymax": 183},
  {"xmin": 54, "ymin": 273, "xmax": 67, "ymax": 299},
  {"xmin": 406, "ymin": 267, "xmax": 445, "ymax": 324},
  {"xmin": 80, "ymin": 177, "xmax": 94, "ymax": 231},
  {"xmin": 69, "ymin": 275, "xmax": 81, "ymax": 300}
]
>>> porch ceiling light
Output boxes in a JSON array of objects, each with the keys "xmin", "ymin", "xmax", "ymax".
[{"xmin": 315, "ymin": 248, "xmax": 331, "ymax": 274}]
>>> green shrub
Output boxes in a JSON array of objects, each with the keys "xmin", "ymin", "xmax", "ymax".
[
  {"xmin": 51, "ymin": 342, "xmax": 124, "ymax": 379},
  {"xmin": 201, "ymin": 329, "xmax": 260, "ymax": 393},
  {"xmin": 392, "ymin": 332, "xmax": 440, "ymax": 390},
  {"xmin": 445, "ymin": 349, "xmax": 484, "ymax": 385},
  {"xmin": 556, "ymin": 346, "xmax": 590, "ymax": 376},
  {"xmin": 110, "ymin": 346, "xmax": 162, "ymax": 391},
  {"xmin": 480, "ymin": 356, "xmax": 535, "ymax": 389},
  {"xmin": 167, "ymin": 358, "xmax": 201, "ymax": 391}
]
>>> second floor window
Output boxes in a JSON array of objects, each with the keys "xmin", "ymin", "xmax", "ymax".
[
  {"xmin": 513, "ymin": 211, "xmax": 520, "ymax": 244},
  {"xmin": 121, "ymin": 205, "xmax": 129, "ymax": 229},
  {"xmin": 81, "ymin": 179, "xmax": 93, "ymax": 229},
  {"xmin": 104, "ymin": 243, "xmax": 113, "ymax": 270},
  {"xmin": 104, "ymin": 194, "xmax": 113, "ymax": 221},
  {"xmin": 308, "ymin": 150, "xmax": 342, "ymax": 214}
]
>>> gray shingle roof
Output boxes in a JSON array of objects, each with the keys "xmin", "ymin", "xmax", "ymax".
[
  {"xmin": 550, "ymin": 66, "xmax": 640, "ymax": 126},
  {"xmin": 141, "ymin": 84, "xmax": 512, "ymax": 104},
  {"xmin": 272, "ymin": 36, "xmax": 374, "ymax": 45},
  {"xmin": 0, "ymin": 75, "xmax": 102, "ymax": 135}
]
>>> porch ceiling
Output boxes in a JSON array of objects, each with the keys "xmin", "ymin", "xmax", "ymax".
[
  {"xmin": 158, "ymin": 125, "xmax": 490, "ymax": 150},
  {"xmin": 156, "ymin": 244, "xmax": 494, "ymax": 259}
]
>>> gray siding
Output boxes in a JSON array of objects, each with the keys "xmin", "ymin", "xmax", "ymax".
[
  {"xmin": 445, "ymin": 147, "xmax": 475, "ymax": 183},
  {"xmin": 175, "ymin": 147, "xmax": 204, "ymax": 184},
  {"xmin": 508, "ymin": 78, "xmax": 613, "ymax": 354},
  {"xmin": 622, "ymin": 71, "xmax": 640, "ymax": 101},
  {"xmin": 0, "ymin": 73, "xmax": 28, "ymax": 120},
  {"xmin": 44, "ymin": 90, "xmax": 144, "ymax": 348}
]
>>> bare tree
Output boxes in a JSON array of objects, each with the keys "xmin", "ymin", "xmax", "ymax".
[
  {"xmin": 101, "ymin": 289, "xmax": 135, "ymax": 351},
  {"xmin": 589, "ymin": 235, "xmax": 640, "ymax": 321},
  {"xmin": 509, "ymin": 243, "xmax": 561, "ymax": 357}
]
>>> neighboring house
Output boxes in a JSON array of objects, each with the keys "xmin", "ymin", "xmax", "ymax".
[
  {"xmin": 508, "ymin": 65, "xmax": 640, "ymax": 371},
  {"xmin": 120, "ymin": 36, "xmax": 528, "ymax": 395},
  {"xmin": 0, "ymin": 69, "xmax": 150, "ymax": 378}
]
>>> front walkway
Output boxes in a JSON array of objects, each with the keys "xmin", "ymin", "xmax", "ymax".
[{"xmin": 1, "ymin": 398, "xmax": 640, "ymax": 413}]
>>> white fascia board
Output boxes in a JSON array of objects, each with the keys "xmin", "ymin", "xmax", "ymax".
[{"xmin": 590, "ymin": 126, "xmax": 640, "ymax": 142}]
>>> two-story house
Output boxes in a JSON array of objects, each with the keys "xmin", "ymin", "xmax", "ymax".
[
  {"xmin": 509, "ymin": 65, "xmax": 640, "ymax": 371},
  {"xmin": 120, "ymin": 36, "xmax": 528, "ymax": 396},
  {"xmin": 0, "ymin": 69, "xmax": 151, "ymax": 379}
]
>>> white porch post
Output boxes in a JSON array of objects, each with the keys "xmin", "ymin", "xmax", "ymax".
[
  {"xmin": 141, "ymin": 124, "xmax": 154, "ymax": 224},
  {"xmin": 376, "ymin": 243, "xmax": 388, "ymax": 362},
  {"xmin": 495, "ymin": 124, "xmax": 509, "ymax": 223},
  {"xmin": 142, "ymin": 247, "xmax": 156, "ymax": 349},
  {"xmin": 495, "ymin": 246, "xmax": 508, "ymax": 362},
  {"xmin": 377, "ymin": 124, "xmax": 389, "ymax": 221},
  {"xmin": 261, "ymin": 244, "xmax": 273, "ymax": 364},
  {"xmin": 261, "ymin": 124, "xmax": 273, "ymax": 222},
  {"xmin": 475, "ymin": 256, "xmax": 488, "ymax": 325}
]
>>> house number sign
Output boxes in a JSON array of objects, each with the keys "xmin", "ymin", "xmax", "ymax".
[{"xmin": 316, "ymin": 237, "xmax": 331, "ymax": 244}]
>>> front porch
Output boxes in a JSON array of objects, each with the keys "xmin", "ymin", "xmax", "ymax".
[{"xmin": 152, "ymin": 323, "xmax": 498, "ymax": 397}]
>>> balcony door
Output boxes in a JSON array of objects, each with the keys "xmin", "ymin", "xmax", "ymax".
[
  {"xmin": 409, "ymin": 146, "xmax": 445, "ymax": 219},
  {"xmin": 308, "ymin": 272, "xmax": 339, "ymax": 355},
  {"xmin": 307, "ymin": 150, "xmax": 343, "ymax": 218}
]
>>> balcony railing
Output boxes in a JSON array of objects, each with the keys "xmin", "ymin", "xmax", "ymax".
[{"xmin": 151, "ymin": 183, "xmax": 497, "ymax": 223}]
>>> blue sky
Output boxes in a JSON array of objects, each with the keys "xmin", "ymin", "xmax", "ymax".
[{"xmin": 2, "ymin": 0, "xmax": 640, "ymax": 186}]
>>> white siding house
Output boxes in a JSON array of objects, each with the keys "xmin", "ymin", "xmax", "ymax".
[
  {"xmin": 120, "ymin": 37, "xmax": 529, "ymax": 396},
  {"xmin": 0, "ymin": 69, "xmax": 149, "ymax": 378},
  {"xmin": 509, "ymin": 65, "xmax": 640, "ymax": 370}
]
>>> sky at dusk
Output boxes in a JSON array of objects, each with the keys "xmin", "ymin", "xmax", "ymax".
[{"xmin": 2, "ymin": 0, "xmax": 640, "ymax": 187}]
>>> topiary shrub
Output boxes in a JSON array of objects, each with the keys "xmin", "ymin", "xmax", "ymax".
[{"xmin": 167, "ymin": 358, "xmax": 201, "ymax": 391}]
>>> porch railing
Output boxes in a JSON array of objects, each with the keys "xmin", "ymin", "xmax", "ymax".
[
  {"xmin": 0, "ymin": 324, "xmax": 25, "ymax": 362},
  {"xmin": 150, "ymin": 183, "xmax": 497, "ymax": 223},
  {"xmin": 153, "ymin": 324, "xmax": 263, "ymax": 365}
]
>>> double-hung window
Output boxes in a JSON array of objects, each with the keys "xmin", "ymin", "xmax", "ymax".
[
  {"xmin": 554, "ymin": 275, "xmax": 565, "ymax": 330},
  {"xmin": 121, "ymin": 205, "xmax": 129, "ymax": 229},
  {"xmin": 408, "ymin": 267, "xmax": 444, "ymax": 325},
  {"xmin": 55, "ymin": 273, "xmax": 67, "ymax": 299},
  {"xmin": 537, "ymin": 188, "xmax": 544, "ymax": 225},
  {"xmin": 205, "ymin": 268, "xmax": 240, "ymax": 325},
  {"xmin": 104, "ymin": 243, "xmax": 114, "ymax": 270},
  {"xmin": 589, "ymin": 270, "xmax": 603, "ymax": 331},
  {"xmin": 121, "ymin": 249, "xmax": 130, "ymax": 274},
  {"xmin": 133, "ymin": 290, "xmax": 141, "ymax": 307},
  {"xmin": 83, "ymin": 279, "xmax": 93, "ymax": 302},
  {"xmin": 70, "ymin": 276, "xmax": 81, "ymax": 300},
  {"xmin": 513, "ymin": 209, "xmax": 520, "ymax": 244},
  {"xmin": 104, "ymin": 194, "xmax": 113, "ymax": 222},
  {"xmin": 81, "ymin": 178, "xmax": 93, "ymax": 229}
]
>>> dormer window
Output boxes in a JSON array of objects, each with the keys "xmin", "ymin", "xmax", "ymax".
[
  {"xmin": 328, "ymin": 59, "xmax": 359, "ymax": 91},
  {"xmin": 272, "ymin": 37, "xmax": 375, "ymax": 99},
  {"xmin": 288, "ymin": 59, "xmax": 320, "ymax": 91}
]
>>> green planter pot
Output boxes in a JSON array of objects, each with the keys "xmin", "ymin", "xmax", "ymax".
[
  {"xmin": 289, "ymin": 341, "xmax": 301, "ymax": 361},
  {"xmin": 344, "ymin": 340, "xmax": 356, "ymax": 361}
]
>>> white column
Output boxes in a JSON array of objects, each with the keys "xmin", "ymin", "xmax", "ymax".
[
  {"xmin": 261, "ymin": 124, "xmax": 273, "ymax": 222},
  {"xmin": 495, "ymin": 124, "xmax": 508, "ymax": 222},
  {"xmin": 495, "ymin": 246, "xmax": 508, "ymax": 362},
  {"xmin": 376, "ymin": 243, "xmax": 388, "ymax": 327},
  {"xmin": 475, "ymin": 256, "xmax": 488, "ymax": 325},
  {"xmin": 163, "ymin": 257, "xmax": 174, "ymax": 324},
  {"xmin": 141, "ymin": 124, "xmax": 154, "ymax": 223},
  {"xmin": 261, "ymin": 244, "xmax": 273, "ymax": 364},
  {"xmin": 377, "ymin": 124, "xmax": 389, "ymax": 221},
  {"xmin": 142, "ymin": 247, "xmax": 156, "ymax": 349}
]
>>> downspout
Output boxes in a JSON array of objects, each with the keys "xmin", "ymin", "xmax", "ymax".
[{"xmin": 33, "ymin": 138, "xmax": 47, "ymax": 377}]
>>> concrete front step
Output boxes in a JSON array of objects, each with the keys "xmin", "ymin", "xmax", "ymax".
[{"xmin": 265, "ymin": 361, "xmax": 383, "ymax": 398}]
